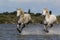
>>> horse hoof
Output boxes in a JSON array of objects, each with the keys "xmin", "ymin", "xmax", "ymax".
[
  {"xmin": 43, "ymin": 29, "xmax": 45, "ymax": 31},
  {"xmin": 43, "ymin": 29, "xmax": 49, "ymax": 33},
  {"xmin": 50, "ymin": 26, "xmax": 53, "ymax": 28},
  {"xmin": 50, "ymin": 24, "xmax": 53, "ymax": 28},
  {"xmin": 17, "ymin": 28, "xmax": 21, "ymax": 33},
  {"xmin": 45, "ymin": 30, "xmax": 49, "ymax": 33}
]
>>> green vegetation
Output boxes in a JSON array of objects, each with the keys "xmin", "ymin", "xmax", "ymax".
[
  {"xmin": 0, "ymin": 10, "xmax": 60, "ymax": 24},
  {"xmin": 57, "ymin": 15, "xmax": 60, "ymax": 23},
  {"xmin": 0, "ymin": 11, "xmax": 16, "ymax": 24}
]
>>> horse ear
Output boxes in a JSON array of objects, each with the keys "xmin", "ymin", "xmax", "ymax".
[
  {"xmin": 44, "ymin": 8, "xmax": 48, "ymax": 10},
  {"xmin": 17, "ymin": 8, "xmax": 21, "ymax": 10}
]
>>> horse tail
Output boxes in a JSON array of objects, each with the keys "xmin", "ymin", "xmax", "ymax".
[
  {"xmin": 56, "ymin": 19, "xmax": 59, "ymax": 24},
  {"xmin": 28, "ymin": 14, "xmax": 32, "ymax": 23},
  {"xmin": 53, "ymin": 17, "xmax": 59, "ymax": 24}
]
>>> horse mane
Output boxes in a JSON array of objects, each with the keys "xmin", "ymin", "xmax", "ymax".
[{"xmin": 19, "ymin": 8, "xmax": 24, "ymax": 17}]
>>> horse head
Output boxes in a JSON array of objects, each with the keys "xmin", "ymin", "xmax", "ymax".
[
  {"xmin": 17, "ymin": 8, "xmax": 24, "ymax": 17},
  {"xmin": 42, "ymin": 8, "xmax": 49, "ymax": 16}
]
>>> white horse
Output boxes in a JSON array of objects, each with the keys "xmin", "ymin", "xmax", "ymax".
[
  {"xmin": 42, "ymin": 8, "xmax": 58, "ymax": 33},
  {"xmin": 17, "ymin": 8, "xmax": 32, "ymax": 33}
]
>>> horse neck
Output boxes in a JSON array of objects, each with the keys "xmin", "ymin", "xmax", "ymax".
[
  {"xmin": 20, "ymin": 10, "xmax": 24, "ymax": 17},
  {"xmin": 46, "ymin": 13, "xmax": 50, "ymax": 18}
]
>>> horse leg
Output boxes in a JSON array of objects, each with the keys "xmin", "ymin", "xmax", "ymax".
[
  {"xmin": 43, "ymin": 24, "xmax": 49, "ymax": 33},
  {"xmin": 50, "ymin": 24, "xmax": 53, "ymax": 28},
  {"xmin": 26, "ymin": 21, "xmax": 30, "ymax": 25},
  {"xmin": 18, "ymin": 23, "xmax": 25, "ymax": 33},
  {"xmin": 55, "ymin": 20, "xmax": 59, "ymax": 25},
  {"xmin": 21, "ymin": 24, "xmax": 25, "ymax": 31},
  {"xmin": 27, "ymin": 20, "xmax": 32, "ymax": 25},
  {"xmin": 17, "ymin": 23, "xmax": 22, "ymax": 33}
]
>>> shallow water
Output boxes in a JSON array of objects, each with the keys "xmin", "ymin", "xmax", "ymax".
[{"xmin": 0, "ymin": 24, "xmax": 60, "ymax": 40}]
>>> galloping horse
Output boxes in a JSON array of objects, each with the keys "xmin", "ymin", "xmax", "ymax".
[
  {"xmin": 42, "ymin": 8, "xmax": 58, "ymax": 33},
  {"xmin": 17, "ymin": 8, "xmax": 32, "ymax": 33}
]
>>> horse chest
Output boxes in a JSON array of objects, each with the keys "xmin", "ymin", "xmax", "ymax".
[{"xmin": 45, "ymin": 16, "xmax": 50, "ymax": 22}]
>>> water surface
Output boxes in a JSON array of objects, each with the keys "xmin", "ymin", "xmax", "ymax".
[{"xmin": 0, "ymin": 24, "xmax": 60, "ymax": 40}]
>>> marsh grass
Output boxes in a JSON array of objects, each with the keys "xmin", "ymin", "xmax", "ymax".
[{"xmin": 0, "ymin": 11, "xmax": 60, "ymax": 24}]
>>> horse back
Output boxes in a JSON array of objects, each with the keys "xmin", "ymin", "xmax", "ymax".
[
  {"xmin": 22, "ymin": 14, "xmax": 31, "ymax": 23},
  {"xmin": 50, "ymin": 15, "xmax": 57, "ymax": 20},
  {"xmin": 24, "ymin": 14, "xmax": 31, "ymax": 19},
  {"xmin": 49, "ymin": 15, "xmax": 57, "ymax": 23},
  {"xmin": 45, "ymin": 15, "xmax": 57, "ymax": 24}
]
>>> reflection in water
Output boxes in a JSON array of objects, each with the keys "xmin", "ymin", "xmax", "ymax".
[{"xmin": 0, "ymin": 24, "xmax": 60, "ymax": 40}]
